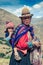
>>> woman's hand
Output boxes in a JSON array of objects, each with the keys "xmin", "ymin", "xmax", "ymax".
[{"xmin": 32, "ymin": 40, "xmax": 40, "ymax": 47}]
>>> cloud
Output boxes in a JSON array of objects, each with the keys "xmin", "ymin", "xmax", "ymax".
[
  {"xmin": 32, "ymin": 2, "xmax": 43, "ymax": 18},
  {"xmin": 13, "ymin": 5, "xmax": 32, "ymax": 17},
  {"xmin": 35, "ymin": 16, "xmax": 42, "ymax": 18},
  {"xmin": 33, "ymin": 1, "xmax": 43, "ymax": 9},
  {"xmin": 33, "ymin": 4, "xmax": 41, "ymax": 9},
  {"xmin": 3, "ymin": 5, "xmax": 32, "ymax": 17},
  {"xmin": 0, "ymin": 2, "xmax": 43, "ymax": 18},
  {"xmin": 14, "ymin": 2, "xmax": 43, "ymax": 18}
]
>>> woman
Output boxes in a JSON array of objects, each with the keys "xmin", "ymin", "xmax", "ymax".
[{"xmin": 9, "ymin": 7, "xmax": 40, "ymax": 65}]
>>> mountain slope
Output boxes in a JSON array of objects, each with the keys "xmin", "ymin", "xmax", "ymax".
[{"xmin": 0, "ymin": 8, "xmax": 21, "ymax": 37}]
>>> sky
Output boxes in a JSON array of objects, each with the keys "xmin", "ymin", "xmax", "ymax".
[{"xmin": 0, "ymin": 0, "xmax": 43, "ymax": 18}]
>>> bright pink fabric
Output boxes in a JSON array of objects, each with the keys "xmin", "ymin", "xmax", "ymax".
[
  {"xmin": 16, "ymin": 32, "xmax": 30, "ymax": 54},
  {"xmin": 6, "ymin": 22, "xmax": 14, "ymax": 28},
  {"xmin": 16, "ymin": 33, "xmax": 29, "ymax": 49}
]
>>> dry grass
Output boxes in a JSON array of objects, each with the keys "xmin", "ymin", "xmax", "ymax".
[{"xmin": 0, "ymin": 58, "xmax": 10, "ymax": 65}]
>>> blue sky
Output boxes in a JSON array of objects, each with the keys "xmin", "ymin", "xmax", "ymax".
[{"xmin": 0, "ymin": 0, "xmax": 43, "ymax": 18}]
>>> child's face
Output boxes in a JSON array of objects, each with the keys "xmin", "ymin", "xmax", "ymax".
[
  {"xmin": 8, "ymin": 27, "xmax": 14, "ymax": 32},
  {"xmin": 22, "ymin": 16, "xmax": 32, "ymax": 25}
]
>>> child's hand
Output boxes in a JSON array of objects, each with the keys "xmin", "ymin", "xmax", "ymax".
[{"xmin": 9, "ymin": 32, "xmax": 13, "ymax": 37}]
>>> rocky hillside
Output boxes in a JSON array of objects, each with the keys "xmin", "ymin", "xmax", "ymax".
[{"xmin": 0, "ymin": 8, "xmax": 21, "ymax": 37}]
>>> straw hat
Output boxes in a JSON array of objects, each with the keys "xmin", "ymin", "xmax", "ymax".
[{"xmin": 19, "ymin": 7, "xmax": 33, "ymax": 18}]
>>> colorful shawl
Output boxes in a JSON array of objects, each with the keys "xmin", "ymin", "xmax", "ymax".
[{"xmin": 10, "ymin": 24, "xmax": 34, "ymax": 48}]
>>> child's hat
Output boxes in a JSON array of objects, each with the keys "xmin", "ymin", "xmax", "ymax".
[{"xmin": 6, "ymin": 21, "xmax": 14, "ymax": 28}]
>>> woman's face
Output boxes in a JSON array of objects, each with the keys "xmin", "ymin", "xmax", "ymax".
[
  {"xmin": 8, "ymin": 27, "xmax": 14, "ymax": 32},
  {"xmin": 22, "ymin": 16, "xmax": 32, "ymax": 25}
]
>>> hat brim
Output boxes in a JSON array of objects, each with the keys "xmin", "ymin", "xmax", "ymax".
[{"xmin": 19, "ymin": 14, "xmax": 33, "ymax": 18}]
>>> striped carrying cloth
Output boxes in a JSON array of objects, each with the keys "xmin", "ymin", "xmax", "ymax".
[{"xmin": 10, "ymin": 24, "xmax": 34, "ymax": 48}]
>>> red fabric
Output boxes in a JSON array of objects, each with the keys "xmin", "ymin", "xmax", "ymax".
[
  {"xmin": 16, "ymin": 32, "xmax": 30, "ymax": 50},
  {"xmin": 17, "ymin": 48, "xmax": 27, "ymax": 54}
]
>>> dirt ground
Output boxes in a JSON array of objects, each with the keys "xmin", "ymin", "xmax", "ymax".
[{"xmin": 0, "ymin": 58, "xmax": 43, "ymax": 65}]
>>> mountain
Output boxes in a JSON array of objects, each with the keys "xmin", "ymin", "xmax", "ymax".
[
  {"xmin": 0, "ymin": 8, "xmax": 21, "ymax": 37},
  {"xmin": 31, "ymin": 17, "xmax": 43, "ymax": 24}
]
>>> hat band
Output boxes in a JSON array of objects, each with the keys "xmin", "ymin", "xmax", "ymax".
[{"xmin": 22, "ymin": 12, "xmax": 30, "ymax": 15}]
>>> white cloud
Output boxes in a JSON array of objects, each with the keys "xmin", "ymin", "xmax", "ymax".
[
  {"xmin": 12, "ymin": 5, "xmax": 32, "ymax": 17},
  {"xmin": 0, "ymin": 2, "xmax": 43, "ymax": 18},
  {"xmin": 33, "ymin": 2, "xmax": 43, "ymax": 9},
  {"xmin": 32, "ymin": 2, "xmax": 43, "ymax": 18},
  {"xmin": 33, "ymin": 4, "xmax": 41, "ymax": 9},
  {"xmin": 13, "ymin": 7, "xmax": 23, "ymax": 16},
  {"xmin": 23, "ymin": 5, "xmax": 32, "ymax": 10},
  {"xmin": 35, "ymin": 16, "xmax": 42, "ymax": 18},
  {"xmin": 39, "ymin": 2, "xmax": 43, "ymax": 7},
  {"xmin": 13, "ymin": 2, "xmax": 43, "ymax": 18}
]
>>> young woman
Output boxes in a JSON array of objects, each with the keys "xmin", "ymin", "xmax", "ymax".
[{"xmin": 9, "ymin": 7, "xmax": 40, "ymax": 65}]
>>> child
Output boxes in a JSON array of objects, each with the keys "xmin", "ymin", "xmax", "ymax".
[{"xmin": 5, "ymin": 21, "xmax": 21, "ymax": 61}]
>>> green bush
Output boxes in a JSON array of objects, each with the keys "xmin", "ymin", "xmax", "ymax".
[
  {"xmin": 4, "ymin": 56, "xmax": 10, "ymax": 59},
  {"xmin": 42, "ymin": 55, "xmax": 43, "ymax": 58},
  {"xmin": 0, "ymin": 40, "xmax": 3, "ymax": 44},
  {"xmin": 0, "ymin": 53, "xmax": 5, "ymax": 57},
  {"xmin": 0, "ymin": 37, "xmax": 4, "ymax": 40}
]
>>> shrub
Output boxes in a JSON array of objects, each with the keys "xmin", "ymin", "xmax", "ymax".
[{"xmin": 0, "ymin": 53, "xmax": 5, "ymax": 57}]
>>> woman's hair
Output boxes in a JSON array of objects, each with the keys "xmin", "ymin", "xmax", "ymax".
[{"xmin": 21, "ymin": 18, "xmax": 24, "ymax": 24}]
